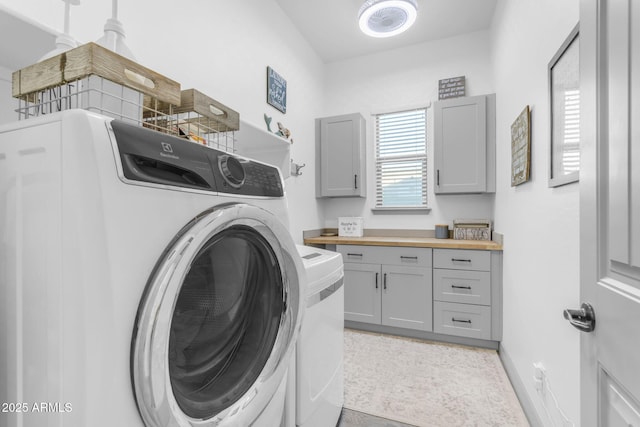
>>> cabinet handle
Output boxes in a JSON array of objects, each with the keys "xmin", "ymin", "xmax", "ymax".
[
  {"xmin": 451, "ymin": 285, "xmax": 472, "ymax": 290},
  {"xmin": 452, "ymin": 318, "xmax": 472, "ymax": 324},
  {"xmin": 451, "ymin": 258, "xmax": 472, "ymax": 263},
  {"xmin": 354, "ymin": 174, "xmax": 358, "ymax": 189},
  {"xmin": 375, "ymin": 272, "xmax": 379, "ymax": 289},
  {"xmin": 347, "ymin": 253, "xmax": 363, "ymax": 257},
  {"xmin": 437, "ymin": 169, "xmax": 440, "ymax": 186},
  {"xmin": 400, "ymin": 256, "xmax": 418, "ymax": 260},
  {"xmin": 383, "ymin": 273, "xmax": 387, "ymax": 290}
]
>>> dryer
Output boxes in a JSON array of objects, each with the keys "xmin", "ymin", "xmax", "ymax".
[
  {"xmin": 0, "ymin": 110, "xmax": 305, "ymax": 427},
  {"xmin": 295, "ymin": 245, "xmax": 344, "ymax": 427}
]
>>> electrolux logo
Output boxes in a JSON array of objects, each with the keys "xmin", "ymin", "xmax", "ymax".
[{"xmin": 160, "ymin": 141, "xmax": 179, "ymax": 160}]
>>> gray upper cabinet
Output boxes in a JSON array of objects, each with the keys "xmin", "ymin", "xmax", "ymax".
[
  {"xmin": 316, "ymin": 113, "xmax": 366, "ymax": 198},
  {"xmin": 434, "ymin": 94, "xmax": 496, "ymax": 194}
]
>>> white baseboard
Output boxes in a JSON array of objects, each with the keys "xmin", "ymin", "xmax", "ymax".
[{"xmin": 499, "ymin": 343, "xmax": 544, "ymax": 427}]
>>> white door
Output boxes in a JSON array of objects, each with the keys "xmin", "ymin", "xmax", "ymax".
[{"xmin": 579, "ymin": 0, "xmax": 640, "ymax": 425}]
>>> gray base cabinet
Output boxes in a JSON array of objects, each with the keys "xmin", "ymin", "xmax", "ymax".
[
  {"xmin": 432, "ymin": 248, "xmax": 502, "ymax": 341},
  {"xmin": 337, "ymin": 244, "xmax": 503, "ymax": 346},
  {"xmin": 342, "ymin": 263, "xmax": 381, "ymax": 324},
  {"xmin": 338, "ymin": 245, "xmax": 432, "ymax": 332}
]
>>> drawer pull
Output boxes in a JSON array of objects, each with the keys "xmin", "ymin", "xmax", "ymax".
[
  {"xmin": 451, "ymin": 258, "xmax": 472, "ymax": 263},
  {"xmin": 347, "ymin": 253, "xmax": 363, "ymax": 257},
  {"xmin": 375, "ymin": 272, "xmax": 379, "ymax": 289},
  {"xmin": 451, "ymin": 285, "xmax": 472, "ymax": 290},
  {"xmin": 400, "ymin": 256, "xmax": 418, "ymax": 260},
  {"xmin": 452, "ymin": 317, "xmax": 472, "ymax": 324}
]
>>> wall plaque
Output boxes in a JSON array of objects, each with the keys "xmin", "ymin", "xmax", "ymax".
[
  {"xmin": 511, "ymin": 105, "xmax": 531, "ymax": 186},
  {"xmin": 267, "ymin": 66, "xmax": 287, "ymax": 113},
  {"xmin": 438, "ymin": 76, "xmax": 465, "ymax": 100}
]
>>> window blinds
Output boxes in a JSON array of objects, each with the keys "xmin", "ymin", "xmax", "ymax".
[{"xmin": 375, "ymin": 108, "xmax": 427, "ymax": 208}]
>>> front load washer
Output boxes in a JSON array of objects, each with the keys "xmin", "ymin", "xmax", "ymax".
[
  {"xmin": 295, "ymin": 245, "xmax": 344, "ymax": 427},
  {"xmin": 0, "ymin": 110, "xmax": 305, "ymax": 427}
]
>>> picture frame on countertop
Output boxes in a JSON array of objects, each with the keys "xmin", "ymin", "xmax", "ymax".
[
  {"xmin": 548, "ymin": 23, "xmax": 580, "ymax": 187},
  {"xmin": 511, "ymin": 105, "xmax": 531, "ymax": 187}
]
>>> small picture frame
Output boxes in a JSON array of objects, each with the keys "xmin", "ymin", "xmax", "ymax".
[
  {"xmin": 266, "ymin": 66, "xmax": 287, "ymax": 114},
  {"xmin": 549, "ymin": 23, "xmax": 580, "ymax": 187}
]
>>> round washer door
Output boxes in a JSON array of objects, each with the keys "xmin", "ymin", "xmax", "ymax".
[{"xmin": 131, "ymin": 203, "xmax": 305, "ymax": 426}]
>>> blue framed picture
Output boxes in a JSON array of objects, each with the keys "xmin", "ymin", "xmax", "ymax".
[{"xmin": 267, "ymin": 66, "xmax": 287, "ymax": 114}]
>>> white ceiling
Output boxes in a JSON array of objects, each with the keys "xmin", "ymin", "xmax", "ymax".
[{"xmin": 274, "ymin": 0, "xmax": 498, "ymax": 63}]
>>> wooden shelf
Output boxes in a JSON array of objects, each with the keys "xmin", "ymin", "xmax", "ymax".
[{"xmin": 234, "ymin": 120, "xmax": 291, "ymax": 178}]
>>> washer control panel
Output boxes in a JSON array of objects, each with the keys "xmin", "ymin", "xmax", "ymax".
[{"xmin": 110, "ymin": 120, "xmax": 284, "ymax": 197}]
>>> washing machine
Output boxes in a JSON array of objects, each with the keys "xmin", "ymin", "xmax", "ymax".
[
  {"xmin": 295, "ymin": 245, "xmax": 344, "ymax": 427},
  {"xmin": 0, "ymin": 109, "xmax": 305, "ymax": 427}
]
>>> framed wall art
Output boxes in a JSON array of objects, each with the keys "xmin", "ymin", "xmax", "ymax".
[
  {"xmin": 266, "ymin": 66, "xmax": 287, "ymax": 114},
  {"xmin": 548, "ymin": 23, "xmax": 580, "ymax": 187},
  {"xmin": 511, "ymin": 105, "xmax": 531, "ymax": 187}
]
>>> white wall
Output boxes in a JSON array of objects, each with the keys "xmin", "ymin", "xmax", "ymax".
[
  {"xmin": 0, "ymin": 0, "xmax": 326, "ymax": 242},
  {"xmin": 321, "ymin": 31, "xmax": 495, "ymax": 230},
  {"xmin": 491, "ymin": 1, "xmax": 580, "ymax": 425}
]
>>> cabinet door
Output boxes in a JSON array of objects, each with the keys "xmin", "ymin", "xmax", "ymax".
[
  {"xmin": 381, "ymin": 265, "xmax": 432, "ymax": 331},
  {"xmin": 316, "ymin": 113, "xmax": 366, "ymax": 197},
  {"xmin": 343, "ymin": 263, "xmax": 381, "ymax": 324},
  {"xmin": 434, "ymin": 95, "xmax": 494, "ymax": 194}
]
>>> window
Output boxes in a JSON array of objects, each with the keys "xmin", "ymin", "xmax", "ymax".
[{"xmin": 374, "ymin": 108, "xmax": 427, "ymax": 209}]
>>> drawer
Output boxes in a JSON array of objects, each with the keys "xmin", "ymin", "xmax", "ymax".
[
  {"xmin": 433, "ymin": 249, "xmax": 490, "ymax": 271},
  {"xmin": 433, "ymin": 269, "xmax": 491, "ymax": 306},
  {"xmin": 433, "ymin": 301, "xmax": 491, "ymax": 340},
  {"xmin": 337, "ymin": 245, "xmax": 432, "ymax": 268}
]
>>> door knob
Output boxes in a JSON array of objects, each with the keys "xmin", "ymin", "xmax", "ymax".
[{"xmin": 563, "ymin": 302, "xmax": 596, "ymax": 332}]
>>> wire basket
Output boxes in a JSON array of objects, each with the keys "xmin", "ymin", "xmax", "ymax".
[
  {"xmin": 143, "ymin": 89, "xmax": 239, "ymax": 152},
  {"xmin": 13, "ymin": 43, "xmax": 239, "ymax": 152},
  {"xmin": 15, "ymin": 74, "xmax": 145, "ymax": 124}
]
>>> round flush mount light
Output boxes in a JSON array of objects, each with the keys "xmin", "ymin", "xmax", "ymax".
[{"xmin": 358, "ymin": 0, "xmax": 418, "ymax": 38}]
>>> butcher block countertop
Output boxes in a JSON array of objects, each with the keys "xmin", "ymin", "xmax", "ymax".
[{"xmin": 303, "ymin": 235, "xmax": 503, "ymax": 251}]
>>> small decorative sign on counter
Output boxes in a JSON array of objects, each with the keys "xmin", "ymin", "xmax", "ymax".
[
  {"xmin": 438, "ymin": 76, "xmax": 466, "ymax": 100},
  {"xmin": 453, "ymin": 219, "xmax": 492, "ymax": 240},
  {"xmin": 338, "ymin": 217, "xmax": 364, "ymax": 237}
]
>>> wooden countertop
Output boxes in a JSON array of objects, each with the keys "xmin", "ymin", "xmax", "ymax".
[{"xmin": 303, "ymin": 235, "xmax": 502, "ymax": 251}]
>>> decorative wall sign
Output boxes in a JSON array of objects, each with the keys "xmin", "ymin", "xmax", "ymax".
[
  {"xmin": 511, "ymin": 105, "xmax": 531, "ymax": 186},
  {"xmin": 438, "ymin": 76, "xmax": 465, "ymax": 100},
  {"xmin": 549, "ymin": 23, "xmax": 580, "ymax": 187},
  {"xmin": 267, "ymin": 66, "xmax": 287, "ymax": 113}
]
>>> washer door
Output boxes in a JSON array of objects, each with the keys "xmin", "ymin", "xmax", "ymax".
[{"xmin": 132, "ymin": 203, "xmax": 304, "ymax": 426}]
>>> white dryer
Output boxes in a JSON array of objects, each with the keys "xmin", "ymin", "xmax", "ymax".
[
  {"xmin": 295, "ymin": 245, "xmax": 344, "ymax": 427},
  {"xmin": 0, "ymin": 110, "xmax": 305, "ymax": 427}
]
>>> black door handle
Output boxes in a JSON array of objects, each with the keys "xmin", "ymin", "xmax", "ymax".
[
  {"xmin": 383, "ymin": 273, "xmax": 387, "ymax": 290},
  {"xmin": 563, "ymin": 303, "xmax": 596, "ymax": 332},
  {"xmin": 375, "ymin": 272, "xmax": 379, "ymax": 289}
]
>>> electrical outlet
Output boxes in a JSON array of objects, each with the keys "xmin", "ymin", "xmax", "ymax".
[{"xmin": 533, "ymin": 362, "xmax": 546, "ymax": 394}]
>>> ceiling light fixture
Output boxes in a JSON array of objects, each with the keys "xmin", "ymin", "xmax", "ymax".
[{"xmin": 358, "ymin": 0, "xmax": 418, "ymax": 38}]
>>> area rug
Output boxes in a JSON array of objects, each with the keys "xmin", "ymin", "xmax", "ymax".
[{"xmin": 343, "ymin": 329, "xmax": 530, "ymax": 427}]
